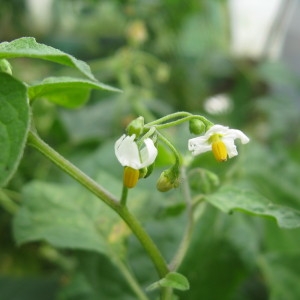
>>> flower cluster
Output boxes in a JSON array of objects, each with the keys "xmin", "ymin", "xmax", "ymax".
[{"xmin": 115, "ymin": 120, "xmax": 249, "ymax": 190}]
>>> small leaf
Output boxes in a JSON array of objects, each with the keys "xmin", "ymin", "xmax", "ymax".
[
  {"xmin": 147, "ymin": 272, "xmax": 190, "ymax": 292},
  {"xmin": 28, "ymin": 76, "xmax": 121, "ymax": 108},
  {"xmin": 206, "ymin": 186, "xmax": 300, "ymax": 229},
  {"xmin": 0, "ymin": 73, "xmax": 30, "ymax": 187},
  {"xmin": 0, "ymin": 37, "xmax": 95, "ymax": 80}
]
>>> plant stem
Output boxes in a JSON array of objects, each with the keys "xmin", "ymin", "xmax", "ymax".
[
  {"xmin": 114, "ymin": 258, "xmax": 150, "ymax": 300},
  {"xmin": 120, "ymin": 185, "xmax": 128, "ymax": 206},
  {"xmin": 27, "ymin": 130, "xmax": 120, "ymax": 210},
  {"xmin": 27, "ymin": 130, "xmax": 169, "ymax": 279},
  {"xmin": 145, "ymin": 111, "xmax": 213, "ymax": 129},
  {"xmin": 146, "ymin": 111, "xmax": 192, "ymax": 126},
  {"xmin": 119, "ymin": 206, "xmax": 169, "ymax": 277},
  {"xmin": 169, "ymin": 166, "xmax": 194, "ymax": 271},
  {"xmin": 150, "ymin": 115, "xmax": 213, "ymax": 130},
  {"xmin": 156, "ymin": 131, "xmax": 181, "ymax": 165}
]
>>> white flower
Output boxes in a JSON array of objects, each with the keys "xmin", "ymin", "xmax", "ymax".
[
  {"xmin": 188, "ymin": 124, "xmax": 249, "ymax": 161},
  {"xmin": 115, "ymin": 134, "xmax": 158, "ymax": 169}
]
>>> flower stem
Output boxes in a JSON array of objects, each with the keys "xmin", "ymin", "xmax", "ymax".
[
  {"xmin": 146, "ymin": 111, "xmax": 192, "ymax": 126},
  {"xmin": 150, "ymin": 115, "xmax": 213, "ymax": 130},
  {"xmin": 156, "ymin": 131, "xmax": 181, "ymax": 165},
  {"xmin": 27, "ymin": 130, "xmax": 169, "ymax": 279},
  {"xmin": 120, "ymin": 185, "xmax": 128, "ymax": 206},
  {"xmin": 145, "ymin": 111, "xmax": 213, "ymax": 129}
]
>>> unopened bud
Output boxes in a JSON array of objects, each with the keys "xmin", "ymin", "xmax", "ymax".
[
  {"xmin": 189, "ymin": 119, "xmax": 205, "ymax": 135},
  {"xmin": 126, "ymin": 116, "xmax": 144, "ymax": 137},
  {"xmin": 156, "ymin": 166, "xmax": 180, "ymax": 192}
]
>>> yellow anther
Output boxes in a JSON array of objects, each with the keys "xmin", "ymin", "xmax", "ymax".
[
  {"xmin": 123, "ymin": 166, "xmax": 140, "ymax": 188},
  {"xmin": 212, "ymin": 140, "xmax": 227, "ymax": 162}
]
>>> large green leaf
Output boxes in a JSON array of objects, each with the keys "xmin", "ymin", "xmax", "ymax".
[
  {"xmin": 206, "ymin": 186, "xmax": 300, "ymax": 229},
  {"xmin": 0, "ymin": 73, "xmax": 30, "ymax": 187},
  {"xmin": 28, "ymin": 76, "xmax": 121, "ymax": 108},
  {"xmin": 13, "ymin": 176, "xmax": 122, "ymax": 255},
  {"xmin": 0, "ymin": 37, "xmax": 96, "ymax": 81}
]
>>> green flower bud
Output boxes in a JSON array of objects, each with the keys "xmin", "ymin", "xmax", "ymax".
[
  {"xmin": 156, "ymin": 166, "xmax": 180, "ymax": 192},
  {"xmin": 126, "ymin": 116, "xmax": 144, "ymax": 137},
  {"xmin": 0, "ymin": 59, "xmax": 12, "ymax": 75},
  {"xmin": 189, "ymin": 119, "xmax": 205, "ymax": 135},
  {"xmin": 188, "ymin": 168, "xmax": 219, "ymax": 194}
]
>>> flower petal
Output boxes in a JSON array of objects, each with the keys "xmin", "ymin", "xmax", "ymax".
[
  {"xmin": 115, "ymin": 134, "xmax": 141, "ymax": 168},
  {"xmin": 225, "ymin": 129, "xmax": 250, "ymax": 144},
  {"xmin": 206, "ymin": 124, "xmax": 229, "ymax": 136},
  {"xmin": 188, "ymin": 136, "xmax": 212, "ymax": 156},
  {"xmin": 222, "ymin": 137, "xmax": 238, "ymax": 158},
  {"xmin": 139, "ymin": 138, "xmax": 158, "ymax": 167}
]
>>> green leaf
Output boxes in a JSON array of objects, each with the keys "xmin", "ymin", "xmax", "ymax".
[
  {"xmin": 13, "ymin": 180, "xmax": 116, "ymax": 254},
  {"xmin": 0, "ymin": 37, "xmax": 96, "ymax": 81},
  {"xmin": 259, "ymin": 253, "xmax": 300, "ymax": 300},
  {"xmin": 206, "ymin": 186, "xmax": 300, "ymax": 229},
  {"xmin": 147, "ymin": 272, "xmax": 190, "ymax": 291},
  {"xmin": 28, "ymin": 76, "xmax": 121, "ymax": 108},
  {"xmin": 0, "ymin": 73, "xmax": 30, "ymax": 187}
]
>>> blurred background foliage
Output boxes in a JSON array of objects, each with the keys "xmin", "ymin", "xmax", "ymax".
[{"xmin": 1, "ymin": 0, "xmax": 300, "ymax": 299}]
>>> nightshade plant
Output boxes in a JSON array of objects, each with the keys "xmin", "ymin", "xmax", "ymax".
[{"xmin": 1, "ymin": 37, "xmax": 300, "ymax": 300}]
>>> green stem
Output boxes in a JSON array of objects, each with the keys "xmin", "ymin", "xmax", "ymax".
[
  {"xmin": 27, "ymin": 130, "xmax": 120, "ymax": 210},
  {"xmin": 146, "ymin": 111, "xmax": 192, "ymax": 126},
  {"xmin": 119, "ymin": 206, "xmax": 169, "ymax": 277},
  {"xmin": 156, "ymin": 131, "xmax": 181, "ymax": 165},
  {"xmin": 149, "ymin": 115, "xmax": 213, "ymax": 130},
  {"xmin": 120, "ymin": 185, "xmax": 128, "ymax": 206},
  {"xmin": 169, "ymin": 166, "xmax": 194, "ymax": 271},
  {"xmin": 146, "ymin": 111, "xmax": 213, "ymax": 129},
  {"xmin": 27, "ymin": 130, "xmax": 169, "ymax": 280},
  {"xmin": 114, "ymin": 258, "xmax": 150, "ymax": 300}
]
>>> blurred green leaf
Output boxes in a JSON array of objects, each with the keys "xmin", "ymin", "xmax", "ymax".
[
  {"xmin": 0, "ymin": 73, "xmax": 29, "ymax": 187},
  {"xmin": 59, "ymin": 97, "xmax": 119, "ymax": 142},
  {"xmin": 259, "ymin": 253, "xmax": 300, "ymax": 300},
  {"xmin": 179, "ymin": 206, "xmax": 250, "ymax": 300},
  {"xmin": 0, "ymin": 37, "xmax": 96, "ymax": 80},
  {"xmin": 0, "ymin": 276, "xmax": 59, "ymax": 300},
  {"xmin": 206, "ymin": 186, "xmax": 300, "ymax": 229},
  {"xmin": 28, "ymin": 76, "xmax": 120, "ymax": 108}
]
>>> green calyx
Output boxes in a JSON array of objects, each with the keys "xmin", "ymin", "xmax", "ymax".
[{"xmin": 126, "ymin": 116, "xmax": 145, "ymax": 137}]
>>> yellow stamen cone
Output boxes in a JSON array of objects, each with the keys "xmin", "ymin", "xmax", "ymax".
[
  {"xmin": 123, "ymin": 166, "xmax": 140, "ymax": 188},
  {"xmin": 212, "ymin": 140, "xmax": 227, "ymax": 162}
]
